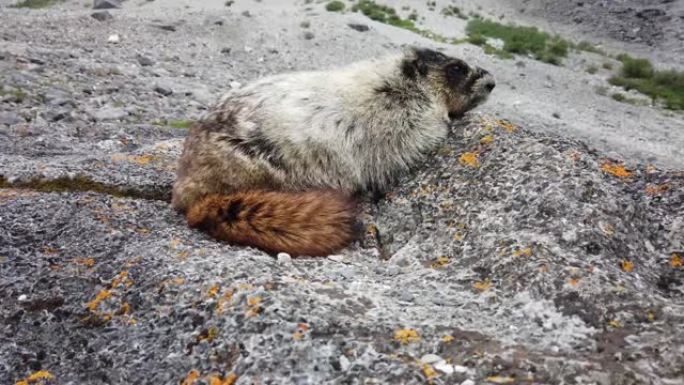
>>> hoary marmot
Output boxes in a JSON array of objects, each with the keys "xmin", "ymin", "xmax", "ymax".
[{"xmin": 172, "ymin": 47, "xmax": 495, "ymax": 256}]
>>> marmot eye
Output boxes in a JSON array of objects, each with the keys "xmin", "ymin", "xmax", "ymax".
[{"xmin": 446, "ymin": 62, "xmax": 469, "ymax": 79}]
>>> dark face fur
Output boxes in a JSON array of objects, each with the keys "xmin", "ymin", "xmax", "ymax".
[{"xmin": 402, "ymin": 48, "xmax": 495, "ymax": 120}]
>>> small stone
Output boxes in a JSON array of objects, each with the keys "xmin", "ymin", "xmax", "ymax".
[
  {"xmin": 277, "ymin": 252, "xmax": 292, "ymax": 264},
  {"xmin": 91, "ymin": 11, "xmax": 113, "ymax": 21},
  {"xmin": 107, "ymin": 34, "xmax": 120, "ymax": 44},
  {"xmin": 339, "ymin": 355, "xmax": 351, "ymax": 371},
  {"xmin": 461, "ymin": 380, "xmax": 475, "ymax": 385},
  {"xmin": 327, "ymin": 255, "xmax": 345, "ymax": 263},
  {"xmin": 244, "ymin": 46, "xmax": 253, "ymax": 53},
  {"xmin": 90, "ymin": 107, "xmax": 127, "ymax": 121},
  {"xmin": 229, "ymin": 81, "xmax": 242, "ymax": 89},
  {"xmin": 0, "ymin": 112, "xmax": 23, "ymax": 126},
  {"xmin": 153, "ymin": 24, "xmax": 177, "ymax": 32},
  {"xmin": 302, "ymin": 31, "xmax": 315, "ymax": 40},
  {"xmin": 154, "ymin": 85, "xmax": 173, "ymax": 96},
  {"xmin": 552, "ymin": 112, "xmax": 561, "ymax": 119},
  {"xmin": 18, "ymin": 294, "xmax": 28, "ymax": 302},
  {"xmin": 454, "ymin": 365, "xmax": 468, "ymax": 373},
  {"xmin": 420, "ymin": 354, "xmax": 442, "ymax": 364},
  {"xmin": 136, "ymin": 54, "xmax": 154, "ymax": 66},
  {"xmin": 93, "ymin": 0, "xmax": 121, "ymax": 9},
  {"xmin": 300, "ymin": 21, "xmax": 311, "ymax": 28},
  {"xmin": 434, "ymin": 360, "xmax": 454, "ymax": 374},
  {"xmin": 220, "ymin": 47, "xmax": 231, "ymax": 55},
  {"xmin": 242, "ymin": 10, "xmax": 251, "ymax": 17},
  {"xmin": 348, "ymin": 23, "xmax": 370, "ymax": 32}
]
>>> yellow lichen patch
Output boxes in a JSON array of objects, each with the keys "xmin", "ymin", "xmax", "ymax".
[
  {"xmin": 441, "ymin": 334, "xmax": 454, "ymax": 343},
  {"xmin": 513, "ymin": 247, "xmax": 532, "ymax": 257},
  {"xmin": 111, "ymin": 270, "xmax": 134, "ymax": 289},
  {"xmin": 15, "ymin": 370, "xmax": 55, "ymax": 385},
  {"xmin": 245, "ymin": 296, "xmax": 262, "ymax": 317},
  {"xmin": 600, "ymin": 222, "xmax": 615, "ymax": 236},
  {"xmin": 208, "ymin": 373, "xmax": 238, "ymax": 385},
  {"xmin": 394, "ymin": 328, "xmax": 420, "ymax": 344},
  {"xmin": 181, "ymin": 370, "xmax": 200, "ymax": 385},
  {"xmin": 422, "ymin": 364, "xmax": 438, "ymax": 380},
  {"xmin": 480, "ymin": 134, "xmax": 494, "ymax": 144},
  {"xmin": 292, "ymin": 331, "xmax": 304, "ymax": 341},
  {"xmin": 486, "ymin": 375, "xmax": 515, "ymax": 384},
  {"xmin": 216, "ymin": 289, "xmax": 235, "ymax": 314},
  {"xmin": 170, "ymin": 238, "xmax": 182, "ymax": 248},
  {"xmin": 647, "ymin": 311, "xmax": 656, "ymax": 322},
  {"xmin": 198, "ymin": 326, "xmax": 219, "ymax": 343},
  {"xmin": 86, "ymin": 290, "xmax": 112, "ymax": 311},
  {"xmin": 620, "ymin": 260, "xmax": 634, "ymax": 273},
  {"xmin": 207, "ymin": 284, "xmax": 220, "ymax": 298},
  {"xmin": 118, "ymin": 302, "xmax": 131, "ymax": 315},
  {"xmin": 645, "ymin": 164, "xmax": 658, "ymax": 174},
  {"xmin": 608, "ymin": 319, "xmax": 622, "ymax": 328},
  {"xmin": 671, "ymin": 253, "xmax": 682, "ymax": 268},
  {"xmin": 73, "ymin": 258, "xmax": 96, "ymax": 268},
  {"xmin": 601, "ymin": 162, "xmax": 632, "ymax": 179},
  {"xmin": 430, "ymin": 256, "xmax": 451, "ymax": 268},
  {"xmin": 459, "ymin": 152, "xmax": 479, "ymax": 168},
  {"xmin": 473, "ymin": 279, "xmax": 492, "ymax": 292},
  {"xmin": 452, "ymin": 232, "xmax": 463, "ymax": 241},
  {"xmin": 645, "ymin": 184, "xmax": 669, "ymax": 196},
  {"xmin": 496, "ymin": 119, "xmax": 517, "ymax": 133}
]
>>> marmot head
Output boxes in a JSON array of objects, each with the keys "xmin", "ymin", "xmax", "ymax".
[{"xmin": 401, "ymin": 47, "xmax": 495, "ymax": 120}]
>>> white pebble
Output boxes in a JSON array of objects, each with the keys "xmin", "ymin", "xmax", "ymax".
[
  {"xmin": 107, "ymin": 34, "xmax": 120, "ymax": 44},
  {"xmin": 18, "ymin": 294, "xmax": 28, "ymax": 302},
  {"xmin": 434, "ymin": 360, "xmax": 454, "ymax": 374},
  {"xmin": 229, "ymin": 81, "xmax": 242, "ymax": 89},
  {"xmin": 339, "ymin": 355, "xmax": 350, "ymax": 371},
  {"xmin": 420, "ymin": 354, "xmax": 443, "ymax": 364},
  {"xmin": 277, "ymin": 252, "xmax": 292, "ymax": 264},
  {"xmin": 454, "ymin": 365, "xmax": 468, "ymax": 373},
  {"xmin": 461, "ymin": 380, "xmax": 475, "ymax": 385},
  {"xmin": 327, "ymin": 254, "xmax": 345, "ymax": 263}
]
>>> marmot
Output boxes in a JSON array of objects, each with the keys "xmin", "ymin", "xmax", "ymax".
[{"xmin": 172, "ymin": 48, "xmax": 494, "ymax": 256}]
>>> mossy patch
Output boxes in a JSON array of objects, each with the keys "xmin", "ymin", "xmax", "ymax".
[
  {"xmin": 0, "ymin": 175, "xmax": 171, "ymax": 201},
  {"xmin": 609, "ymin": 54, "xmax": 684, "ymax": 110},
  {"xmin": 11, "ymin": 0, "xmax": 61, "ymax": 8},
  {"xmin": 167, "ymin": 119, "xmax": 193, "ymax": 130},
  {"xmin": 325, "ymin": 0, "xmax": 345, "ymax": 12}
]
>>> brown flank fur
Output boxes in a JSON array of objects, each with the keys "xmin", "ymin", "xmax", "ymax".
[{"xmin": 186, "ymin": 190, "xmax": 359, "ymax": 257}]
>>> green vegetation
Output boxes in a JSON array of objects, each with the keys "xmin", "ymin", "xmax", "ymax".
[
  {"xmin": 609, "ymin": 54, "xmax": 684, "ymax": 110},
  {"xmin": 0, "ymin": 86, "xmax": 28, "ymax": 103},
  {"xmin": 350, "ymin": 1, "xmax": 450, "ymax": 43},
  {"xmin": 611, "ymin": 93, "xmax": 626, "ymax": 102},
  {"xmin": 575, "ymin": 41, "xmax": 605, "ymax": 55},
  {"xmin": 224, "ymin": 0, "xmax": 233, "ymax": 6},
  {"xmin": 466, "ymin": 19, "xmax": 569, "ymax": 65},
  {"xmin": 167, "ymin": 119, "xmax": 193, "ymax": 129},
  {"xmin": 602, "ymin": 62, "xmax": 613, "ymax": 70},
  {"xmin": 325, "ymin": 1, "xmax": 345, "ymax": 12},
  {"xmin": 586, "ymin": 66, "xmax": 598, "ymax": 75},
  {"xmin": 12, "ymin": 0, "xmax": 61, "ymax": 7}
]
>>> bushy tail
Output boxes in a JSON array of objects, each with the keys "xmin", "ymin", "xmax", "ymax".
[{"xmin": 186, "ymin": 190, "xmax": 360, "ymax": 257}]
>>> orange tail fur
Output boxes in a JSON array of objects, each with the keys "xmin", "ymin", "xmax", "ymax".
[{"xmin": 185, "ymin": 190, "xmax": 360, "ymax": 257}]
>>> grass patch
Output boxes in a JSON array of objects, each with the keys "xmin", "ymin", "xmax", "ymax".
[
  {"xmin": 466, "ymin": 19, "xmax": 569, "ymax": 65},
  {"xmin": 350, "ymin": 1, "xmax": 450, "ymax": 42},
  {"xmin": 11, "ymin": 0, "xmax": 60, "ymax": 8},
  {"xmin": 602, "ymin": 62, "xmax": 613, "ymax": 70},
  {"xmin": 586, "ymin": 66, "xmax": 598, "ymax": 75},
  {"xmin": 575, "ymin": 41, "xmax": 605, "ymax": 55},
  {"xmin": 167, "ymin": 119, "xmax": 193, "ymax": 129},
  {"xmin": 325, "ymin": 1, "xmax": 345, "ymax": 12},
  {"xmin": 609, "ymin": 54, "xmax": 684, "ymax": 110}
]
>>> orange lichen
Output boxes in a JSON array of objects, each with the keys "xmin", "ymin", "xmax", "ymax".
[
  {"xmin": 86, "ymin": 290, "xmax": 112, "ymax": 311},
  {"xmin": 459, "ymin": 152, "xmax": 479, "ymax": 168},
  {"xmin": 422, "ymin": 364, "xmax": 438, "ymax": 380},
  {"xmin": 486, "ymin": 375, "xmax": 515, "ymax": 384},
  {"xmin": 207, "ymin": 284, "xmax": 220, "ymax": 298},
  {"xmin": 473, "ymin": 279, "xmax": 492, "ymax": 292},
  {"xmin": 111, "ymin": 271, "xmax": 133, "ymax": 289},
  {"xmin": 181, "ymin": 370, "xmax": 200, "ymax": 385},
  {"xmin": 394, "ymin": 329, "xmax": 420, "ymax": 344},
  {"xmin": 431, "ymin": 256, "xmax": 451, "ymax": 268},
  {"xmin": 601, "ymin": 162, "xmax": 632, "ymax": 179},
  {"xmin": 608, "ymin": 319, "xmax": 622, "ymax": 328},
  {"xmin": 568, "ymin": 277, "xmax": 581, "ymax": 287},
  {"xmin": 216, "ymin": 289, "xmax": 235, "ymax": 314},
  {"xmin": 208, "ymin": 373, "xmax": 238, "ymax": 385},
  {"xmin": 496, "ymin": 119, "xmax": 517, "ymax": 133},
  {"xmin": 118, "ymin": 302, "xmax": 131, "ymax": 315},
  {"xmin": 670, "ymin": 253, "xmax": 682, "ymax": 268},
  {"xmin": 645, "ymin": 184, "xmax": 669, "ymax": 196},
  {"xmin": 15, "ymin": 370, "xmax": 55, "ymax": 385},
  {"xmin": 441, "ymin": 335, "xmax": 454, "ymax": 343},
  {"xmin": 293, "ymin": 331, "xmax": 304, "ymax": 341},
  {"xmin": 620, "ymin": 260, "xmax": 634, "ymax": 272},
  {"xmin": 480, "ymin": 134, "xmax": 494, "ymax": 144},
  {"xmin": 245, "ymin": 296, "xmax": 262, "ymax": 317},
  {"xmin": 74, "ymin": 258, "xmax": 96, "ymax": 268}
]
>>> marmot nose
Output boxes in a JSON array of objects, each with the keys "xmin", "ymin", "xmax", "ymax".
[{"xmin": 485, "ymin": 80, "xmax": 496, "ymax": 92}]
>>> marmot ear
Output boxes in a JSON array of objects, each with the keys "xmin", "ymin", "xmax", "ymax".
[{"xmin": 401, "ymin": 48, "xmax": 449, "ymax": 80}]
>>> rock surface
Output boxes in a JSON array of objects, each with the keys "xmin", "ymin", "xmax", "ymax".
[{"xmin": 0, "ymin": 0, "xmax": 682, "ymax": 384}]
